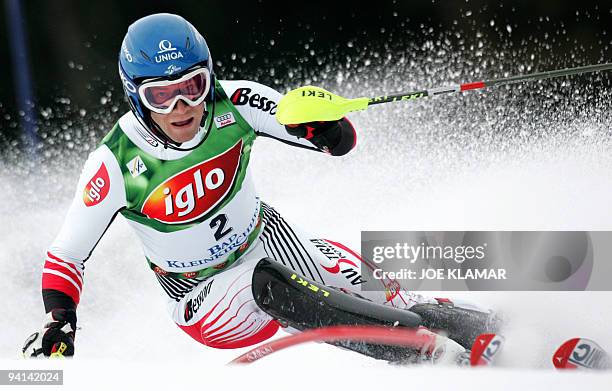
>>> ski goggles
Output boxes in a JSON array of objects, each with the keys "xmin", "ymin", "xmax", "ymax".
[{"xmin": 138, "ymin": 67, "xmax": 211, "ymax": 115}]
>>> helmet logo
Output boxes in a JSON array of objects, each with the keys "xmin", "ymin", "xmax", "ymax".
[
  {"xmin": 165, "ymin": 64, "xmax": 182, "ymax": 75},
  {"xmin": 122, "ymin": 43, "xmax": 133, "ymax": 62},
  {"xmin": 157, "ymin": 40, "xmax": 176, "ymax": 53},
  {"xmin": 155, "ymin": 40, "xmax": 184, "ymax": 63},
  {"xmin": 119, "ymin": 67, "xmax": 137, "ymax": 93}
]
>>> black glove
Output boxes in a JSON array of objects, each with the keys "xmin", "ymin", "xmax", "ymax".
[
  {"xmin": 285, "ymin": 118, "xmax": 356, "ymax": 156},
  {"xmin": 23, "ymin": 308, "xmax": 77, "ymax": 358}
]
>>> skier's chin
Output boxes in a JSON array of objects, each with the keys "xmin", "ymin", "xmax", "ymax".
[{"xmin": 150, "ymin": 102, "xmax": 206, "ymax": 144}]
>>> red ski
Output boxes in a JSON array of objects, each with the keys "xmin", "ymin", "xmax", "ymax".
[
  {"xmin": 552, "ymin": 338, "xmax": 610, "ymax": 370},
  {"xmin": 230, "ymin": 325, "xmax": 504, "ymax": 367},
  {"xmin": 229, "ymin": 325, "xmax": 431, "ymax": 364},
  {"xmin": 470, "ymin": 333, "xmax": 505, "ymax": 367}
]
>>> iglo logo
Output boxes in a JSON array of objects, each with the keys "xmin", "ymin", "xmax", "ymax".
[
  {"xmin": 83, "ymin": 163, "xmax": 110, "ymax": 207},
  {"xmin": 141, "ymin": 140, "xmax": 243, "ymax": 224},
  {"xmin": 155, "ymin": 40, "xmax": 184, "ymax": 63}
]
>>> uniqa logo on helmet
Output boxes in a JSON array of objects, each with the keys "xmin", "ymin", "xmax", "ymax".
[
  {"xmin": 154, "ymin": 39, "xmax": 184, "ymax": 63},
  {"xmin": 141, "ymin": 140, "xmax": 243, "ymax": 224}
]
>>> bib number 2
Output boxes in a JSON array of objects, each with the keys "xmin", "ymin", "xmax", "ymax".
[{"xmin": 210, "ymin": 214, "xmax": 233, "ymax": 241}]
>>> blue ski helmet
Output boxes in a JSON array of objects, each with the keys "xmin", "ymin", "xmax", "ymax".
[{"xmin": 118, "ymin": 13, "xmax": 214, "ymax": 146}]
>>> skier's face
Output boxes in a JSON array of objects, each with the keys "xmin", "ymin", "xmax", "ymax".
[{"xmin": 150, "ymin": 100, "xmax": 205, "ymax": 143}]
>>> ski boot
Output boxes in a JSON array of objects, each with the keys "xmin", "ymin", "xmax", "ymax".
[{"xmin": 408, "ymin": 297, "xmax": 502, "ymax": 350}]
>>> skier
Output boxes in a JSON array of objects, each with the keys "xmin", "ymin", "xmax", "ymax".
[{"xmin": 23, "ymin": 13, "xmax": 496, "ymax": 363}]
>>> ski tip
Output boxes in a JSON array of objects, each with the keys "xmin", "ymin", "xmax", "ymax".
[
  {"xmin": 552, "ymin": 338, "xmax": 610, "ymax": 370},
  {"xmin": 470, "ymin": 333, "xmax": 505, "ymax": 367}
]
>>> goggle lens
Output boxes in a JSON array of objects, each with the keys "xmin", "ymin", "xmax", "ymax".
[{"xmin": 138, "ymin": 68, "xmax": 210, "ymax": 114}]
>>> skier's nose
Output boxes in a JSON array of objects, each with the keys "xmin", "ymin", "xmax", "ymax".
[{"xmin": 173, "ymin": 99, "xmax": 189, "ymax": 114}]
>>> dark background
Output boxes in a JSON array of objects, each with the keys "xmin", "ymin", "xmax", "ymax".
[{"xmin": 1, "ymin": 0, "xmax": 611, "ymax": 148}]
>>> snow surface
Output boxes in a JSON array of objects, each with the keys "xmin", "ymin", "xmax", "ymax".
[{"xmin": 2, "ymin": 49, "xmax": 612, "ymax": 389}]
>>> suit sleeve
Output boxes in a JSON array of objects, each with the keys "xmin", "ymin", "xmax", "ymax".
[
  {"xmin": 42, "ymin": 145, "xmax": 127, "ymax": 311},
  {"xmin": 219, "ymin": 79, "xmax": 356, "ymax": 154}
]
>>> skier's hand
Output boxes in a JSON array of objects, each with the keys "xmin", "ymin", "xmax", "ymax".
[
  {"xmin": 22, "ymin": 308, "xmax": 77, "ymax": 358},
  {"xmin": 285, "ymin": 118, "xmax": 356, "ymax": 156}
]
